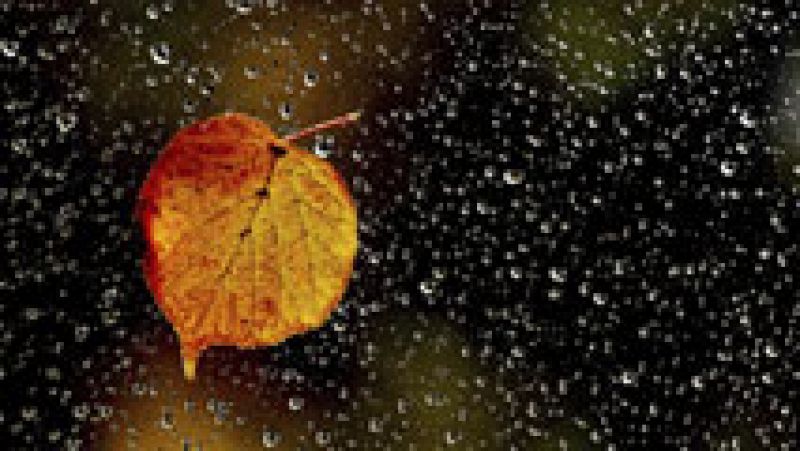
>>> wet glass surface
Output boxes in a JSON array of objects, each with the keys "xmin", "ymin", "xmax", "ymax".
[{"xmin": 3, "ymin": 1, "xmax": 798, "ymax": 449}]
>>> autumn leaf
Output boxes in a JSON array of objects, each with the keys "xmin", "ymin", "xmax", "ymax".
[{"xmin": 136, "ymin": 112, "xmax": 358, "ymax": 380}]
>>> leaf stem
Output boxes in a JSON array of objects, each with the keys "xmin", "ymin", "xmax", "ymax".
[{"xmin": 283, "ymin": 111, "xmax": 361, "ymax": 143}]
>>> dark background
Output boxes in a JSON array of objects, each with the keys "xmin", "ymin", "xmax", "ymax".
[{"xmin": 3, "ymin": 1, "xmax": 798, "ymax": 449}]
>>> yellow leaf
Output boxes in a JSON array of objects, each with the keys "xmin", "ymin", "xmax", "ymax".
[{"xmin": 137, "ymin": 113, "xmax": 358, "ymax": 380}]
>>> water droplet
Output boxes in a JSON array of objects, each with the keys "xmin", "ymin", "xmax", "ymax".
[
  {"xmin": 312, "ymin": 135, "xmax": 334, "ymax": 158},
  {"xmin": 145, "ymin": 4, "xmax": 160, "ymax": 20},
  {"xmin": 183, "ymin": 100, "xmax": 196, "ymax": 114},
  {"xmin": 445, "ymin": 430, "xmax": 462, "ymax": 445},
  {"xmin": 367, "ymin": 417, "xmax": 383, "ymax": 433},
  {"xmin": 150, "ymin": 42, "xmax": 171, "ymax": 65},
  {"xmin": 720, "ymin": 161, "xmax": 736, "ymax": 177},
  {"xmin": 315, "ymin": 431, "xmax": 331, "ymax": 446},
  {"xmin": 160, "ymin": 408, "xmax": 174, "ymax": 430},
  {"xmin": 303, "ymin": 70, "xmax": 319, "ymax": 87},
  {"xmin": 1, "ymin": 39, "xmax": 20, "ymax": 58},
  {"xmin": 227, "ymin": 0, "xmax": 255, "ymax": 15},
  {"xmin": 145, "ymin": 75, "xmax": 158, "ymax": 88},
  {"xmin": 279, "ymin": 102, "xmax": 292, "ymax": 120},
  {"xmin": 620, "ymin": 370, "xmax": 637, "ymax": 386},
  {"xmin": 592, "ymin": 292, "xmax": 607, "ymax": 306},
  {"xmin": 72, "ymin": 404, "xmax": 89, "ymax": 420},
  {"xmin": 21, "ymin": 406, "xmax": 38, "ymax": 421},
  {"xmin": 288, "ymin": 397, "xmax": 304, "ymax": 411},
  {"xmin": 56, "ymin": 113, "xmax": 78, "ymax": 133},
  {"xmin": 503, "ymin": 169, "xmax": 524, "ymax": 185},
  {"xmin": 262, "ymin": 429, "xmax": 282, "ymax": 448},
  {"xmin": 244, "ymin": 66, "xmax": 261, "ymax": 80}
]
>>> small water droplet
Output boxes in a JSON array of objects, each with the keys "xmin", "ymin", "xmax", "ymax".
[
  {"xmin": 315, "ymin": 431, "xmax": 331, "ymax": 446},
  {"xmin": 227, "ymin": 0, "xmax": 255, "ymax": 15},
  {"xmin": 244, "ymin": 66, "xmax": 261, "ymax": 80},
  {"xmin": 262, "ymin": 429, "xmax": 282, "ymax": 448},
  {"xmin": 150, "ymin": 42, "xmax": 171, "ymax": 65},
  {"xmin": 288, "ymin": 396, "xmax": 304, "ymax": 411},
  {"xmin": 419, "ymin": 280, "xmax": 435, "ymax": 295},
  {"xmin": 0, "ymin": 39, "xmax": 20, "ymax": 58},
  {"xmin": 720, "ymin": 161, "xmax": 736, "ymax": 177},
  {"xmin": 503, "ymin": 169, "xmax": 524, "ymax": 185},
  {"xmin": 445, "ymin": 430, "xmax": 462, "ymax": 445},
  {"xmin": 183, "ymin": 100, "xmax": 196, "ymax": 114},
  {"xmin": 303, "ymin": 70, "xmax": 319, "ymax": 87},
  {"xmin": 279, "ymin": 103, "xmax": 292, "ymax": 120},
  {"xmin": 160, "ymin": 408, "xmax": 174, "ymax": 430},
  {"xmin": 145, "ymin": 5, "xmax": 159, "ymax": 20},
  {"xmin": 367, "ymin": 417, "xmax": 383, "ymax": 433},
  {"xmin": 312, "ymin": 135, "xmax": 334, "ymax": 158},
  {"xmin": 56, "ymin": 113, "xmax": 78, "ymax": 133}
]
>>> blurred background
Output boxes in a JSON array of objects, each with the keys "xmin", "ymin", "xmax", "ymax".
[{"xmin": 2, "ymin": 1, "xmax": 798, "ymax": 449}]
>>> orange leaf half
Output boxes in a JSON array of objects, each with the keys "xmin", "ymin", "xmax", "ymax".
[{"xmin": 136, "ymin": 113, "xmax": 358, "ymax": 380}]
